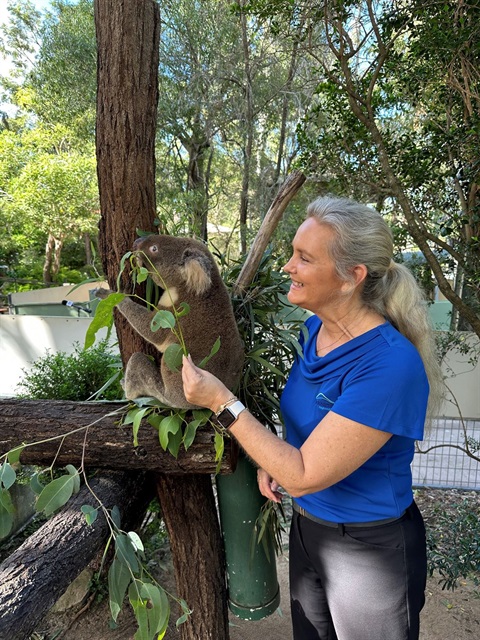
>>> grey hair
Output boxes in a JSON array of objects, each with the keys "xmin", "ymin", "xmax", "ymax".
[{"xmin": 306, "ymin": 195, "xmax": 444, "ymax": 420}]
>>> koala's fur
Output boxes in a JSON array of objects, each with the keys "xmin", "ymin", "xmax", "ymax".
[{"xmin": 97, "ymin": 235, "xmax": 244, "ymax": 410}]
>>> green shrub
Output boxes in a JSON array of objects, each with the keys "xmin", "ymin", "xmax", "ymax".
[{"xmin": 17, "ymin": 340, "xmax": 124, "ymax": 401}]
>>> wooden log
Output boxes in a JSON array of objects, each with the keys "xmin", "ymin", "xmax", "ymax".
[
  {"xmin": 233, "ymin": 169, "xmax": 306, "ymax": 294},
  {"xmin": 0, "ymin": 471, "xmax": 153, "ymax": 640},
  {"xmin": 0, "ymin": 399, "xmax": 235, "ymax": 474}
]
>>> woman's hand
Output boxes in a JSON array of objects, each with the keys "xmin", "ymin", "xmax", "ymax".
[
  {"xmin": 257, "ymin": 467, "xmax": 283, "ymax": 503},
  {"xmin": 181, "ymin": 354, "xmax": 232, "ymax": 412}
]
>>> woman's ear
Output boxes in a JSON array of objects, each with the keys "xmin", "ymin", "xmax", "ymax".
[
  {"xmin": 340, "ymin": 264, "xmax": 368, "ymax": 296},
  {"xmin": 352, "ymin": 263, "xmax": 368, "ymax": 286}
]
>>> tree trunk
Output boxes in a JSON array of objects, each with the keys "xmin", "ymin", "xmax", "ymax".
[
  {"xmin": 43, "ymin": 233, "xmax": 55, "ymax": 284},
  {"xmin": 156, "ymin": 474, "xmax": 230, "ymax": 640},
  {"xmin": 0, "ymin": 472, "xmax": 153, "ymax": 640},
  {"xmin": 94, "ymin": 3, "xmax": 230, "ymax": 638},
  {"xmin": 0, "ymin": 399, "xmax": 236, "ymax": 475}
]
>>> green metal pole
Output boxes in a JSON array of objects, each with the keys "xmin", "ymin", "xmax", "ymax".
[{"xmin": 216, "ymin": 453, "xmax": 280, "ymax": 620}]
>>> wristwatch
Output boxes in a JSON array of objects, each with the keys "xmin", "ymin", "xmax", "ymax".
[{"xmin": 214, "ymin": 399, "xmax": 246, "ymax": 429}]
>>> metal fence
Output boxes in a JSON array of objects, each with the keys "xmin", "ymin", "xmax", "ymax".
[{"xmin": 412, "ymin": 418, "xmax": 480, "ymax": 490}]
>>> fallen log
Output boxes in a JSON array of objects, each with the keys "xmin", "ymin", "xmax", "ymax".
[
  {"xmin": 0, "ymin": 471, "xmax": 153, "ymax": 640},
  {"xmin": 0, "ymin": 399, "xmax": 235, "ymax": 474}
]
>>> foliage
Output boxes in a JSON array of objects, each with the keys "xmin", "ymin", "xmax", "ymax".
[
  {"xmin": 426, "ymin": 498, "xmax": 480, "ymax": 591},
  {"xmin": 223, "ymin": 249, "xmax": 307, "ymax": 431},
  {"xmin": 16, "ymin": 340, "xmax": 123, "ymax": 401}
]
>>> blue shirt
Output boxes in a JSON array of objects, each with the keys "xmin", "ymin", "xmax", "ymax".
[{"xmin": 281, "ymin": 314, "xmax": 429, "ymax": 522}]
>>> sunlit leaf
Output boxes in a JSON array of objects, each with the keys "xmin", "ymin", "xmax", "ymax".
[
  {"xmin": 85, "ymin": 293, "xmax": 125, "ymax": 350},
  {"xmin": 81, "ymin": 504, "xmax": 98, "ymax": 526},
  {"xmin": 158, "ymin": 414, "xmax": 182, "ymax": 451},
  {"xmin": 7, "ymin": 444, "xmax": 25, "ymax": 465}
]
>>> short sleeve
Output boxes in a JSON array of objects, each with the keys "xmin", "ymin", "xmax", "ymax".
[{"xmin": 331, "ymin": 346, "xmax": 429, "ymax": 440}]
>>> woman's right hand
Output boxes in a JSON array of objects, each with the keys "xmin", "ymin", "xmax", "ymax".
[{"xmin": 257, "ymin": 467, "xmax": 283, "ymax": 503}]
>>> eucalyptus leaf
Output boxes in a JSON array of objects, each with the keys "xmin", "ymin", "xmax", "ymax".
[
  {"xmin": 108, "ymin": 556, "xmax": 132, "ymax": 622},
  {"xmin": 0, "ymin": 462, "xmax": 16, "ymax": 491},
  {"xmin": 111, "ymin": 505, "xmax": 122, "ymax": 529},
  {"xmin": 198, "ymin": 336, "xmax": 221, "ymax": 368},
  {"xmin": 176, "ymin": 301, "xmax": 190, "ymax": 318},
  {"xmin": 136, "ymin": 267, "xmax": 149, "ymax": 284},
  {"xmin": 30, "ymin": 472, "xmax": 46, "ymax": 496},
  {"xmin": 81, "ymin": 504, "xmax": 98, "ymax": 526},
  {"xmin": 116, "ymin": 532, "xmax": 140, "ymax": 573},
  {"xmin": 7, "ymin": 444, "xmax": 25, "ymax": 465},
  {"xmin": 163, "ymin": 343, "xmax": 184, "ymax": 372},
  {"xmin": 85, "ymin": 293, "xmax": 125, "ymax": 350},
  {"xmin": 132, "ymin": 407, "xmax": 150, "ymax": 447},
  {"xmin": 158, "ymin": 414, "xmax": 182, "ymax": 451},
  {"xmin": 0, "ymin": 489, "xmax": 14, "ymax": 538},
  {"xmin": 150, "ymin": 310, "xmax": 175, "ymax": 332},
  {"xmin": 36, "ymin": 475, "xmax": 75, "ymax": 516}
]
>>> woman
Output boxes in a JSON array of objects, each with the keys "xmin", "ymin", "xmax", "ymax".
[{"xmin": 182, "ymin": 195, "xmax": 443, "ymax": 640}]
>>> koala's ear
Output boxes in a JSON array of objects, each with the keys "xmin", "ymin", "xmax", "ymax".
[{"xmin": 181, "ymin": 248, "xmax": 212, "ymax": 295}]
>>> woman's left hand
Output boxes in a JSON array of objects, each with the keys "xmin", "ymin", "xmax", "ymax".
[{"xmin": 182, "ymin": 354, "xmax": 232, "ymax": 412}]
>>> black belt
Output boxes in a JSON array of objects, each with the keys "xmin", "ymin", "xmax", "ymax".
[{"xmin": 293, "ymin": 502, "xmax": 407, "ymax": 529}]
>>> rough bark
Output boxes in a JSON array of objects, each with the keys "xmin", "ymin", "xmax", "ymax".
[
  {"xmin": 0, "ymin": 399, "xmax": 236, "ymax": 475},
  {"xmin": 156, "ymin": 474, "xmax": 229, "ymax": 640},
  {"xmin": 94, "ymin": 3, "xmax": 231, "ymax": 638},
  {"xmin": 0, "ymin": 472, "xmax": 153, "ymax": 640},
  {"xmin": 95, "ymin": 0, "xmax": 160, "ymax": 366}
]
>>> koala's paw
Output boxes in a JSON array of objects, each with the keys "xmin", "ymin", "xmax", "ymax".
[{"xmin": 94, "ymin": 287, "xmax": 114, "ymax": 300}]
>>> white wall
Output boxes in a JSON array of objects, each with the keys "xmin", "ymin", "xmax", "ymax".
[
  {"xmin": 440, "ymin": 333, "xmax": 480, "ymax": 420},
  {"xmin": 0, "ymin": 315, "xmax": 114, "ymax": 398},
  {"xmin": 1, "ymin": 316, "xmax": 479, "ymax": 420}
]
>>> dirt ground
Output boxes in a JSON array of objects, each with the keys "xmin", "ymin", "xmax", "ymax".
[
  {"xmin": 32, "ymin": 489, "xmax": 480, "ymax": 640},
  {"xmin": 34, "ymin": 552, "xmax": 479, "ymax": 640}
]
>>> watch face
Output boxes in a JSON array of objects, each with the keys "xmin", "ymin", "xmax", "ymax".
[{"xmin": 215, "ymin": 407, "xmax": 236, "ymax": 429}]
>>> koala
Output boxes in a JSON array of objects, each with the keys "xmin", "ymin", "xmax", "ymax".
[{"xmin": 97, "ymin": 235, "xmax": 244, "ymax": 410}]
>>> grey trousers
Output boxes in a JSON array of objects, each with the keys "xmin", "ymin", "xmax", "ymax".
[{"xmin": 289, "ymin": 502, "xmax": 427, "ymax": 640}]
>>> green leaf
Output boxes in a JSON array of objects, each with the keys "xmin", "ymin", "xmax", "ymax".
[
  {"xmin": 66, "ymin": 464, "xmax": 81, "ymax": 494},
  {"xmin": 141, "ymin": 582, "xmax": 169, "ymax": 636},
  {"xmin": 111, "ymin": 505, "xmax": 122, "ymax": 529},
  {"xmin": 136, "ymin": 267, "xmax": 149, "ymax": 284},
  {"xmin": 158, "ymin": 414, "xmax": 182, "ymax": 451},
  {"xmin": 214, "ymin": 432, "xmax": 225, "ymax": 472},
  {"xmin": 150, "ymin": 309, "xmax": 176, "ymax": 332},
  {"xmin": 183, "ymin": 419, "xmax": 201, "ymax": 451},
  {"xmin": 176, "ymin": 301, "xmax": 190, "ymax": 318},
  {"xmin": 108, "ymin": 556, "xmax": 132, "ymax": 622},
  {"xmin": 116, "ymin": 532, "xmax": 140, "ymax": 573},
  {"xmin": 7, "ymin": 444, "xmax": 25, "ymax": 465},
  {"xmin": 30, "ymin": 472, "xmax": 46, "ymax": 496},
  {"xmin": 36, "ymin": 475, "xmax": 75, "ymax": 516},
  {"xmin": 167, "ymin": 426, "xmax": 183, "ymax": 459},
  {"xmin": 85, "ymin": 293, "xmax": 125, "ymax": 350},
  {"xmin": 0, "ymin": 489, "xmax": 14, "ymax": 538},
  {"xmin": 198, "ymin": 336, "xmax": 221, "ymax": 368},
  {"xmin": 129, "ymin": 580, "xmax": 149, "ymax": 640},
  {"xmin": 163, "ymin": 343, "xmax": 184, "ymax": 372},
  {"xmin": 0, "ymin": 462, "xmax": 16, "ymax": 490},
  {"xmin": 81, "ymin": 504, "xmax": 98, "ymax": 526},
  {"xmin": 127, "ymin": 531, "xmax": 144, "ymax": 553},
  {"xmin": 132, "ymin": 407, "xmax": 150, "ymax": 447},
  {"xmin": 117, "ymin": 251, "xmax": 133, "ymax": 291}
]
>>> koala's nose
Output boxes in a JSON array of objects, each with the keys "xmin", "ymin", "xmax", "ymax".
[{"xmin": 132, "ymin": 237, "xmax": 144, "ymax": 250}]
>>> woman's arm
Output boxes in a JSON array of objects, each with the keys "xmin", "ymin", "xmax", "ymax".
[{"xmin": 182, "ymin": 355, "xmax": 391, "ymax": 497}]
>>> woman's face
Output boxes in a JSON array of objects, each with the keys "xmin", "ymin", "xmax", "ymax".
[{"xmin": 283, "ymin": 217, "xmax": 349, "ymax": 313}]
